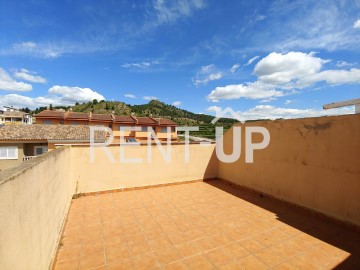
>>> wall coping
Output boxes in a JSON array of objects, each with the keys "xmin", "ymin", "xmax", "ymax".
[{"xmin": 0, "ymin": 146, "xmax": 71, "ymax": 187}]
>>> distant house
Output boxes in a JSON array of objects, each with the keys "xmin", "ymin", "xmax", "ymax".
[
  {"xmin": 34, "ymin": 110, "xmax": 178, "ymax": 141},
  {"xmin": 0, "ymin": 124, "xmax": 106, "ymax": 171},
  {"xmin": 0, "ymin": 106, "xmax": 32, "ymax": 125}
]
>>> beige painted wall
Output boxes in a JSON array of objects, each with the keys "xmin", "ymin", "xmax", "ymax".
[
  {"xmin": 71, "ymin": 144, "xmax": 217, "ymax": 193},
  {"xmin": 218, "ymin": 114, "xmax": 360, "ymax": 226},
  {"xmin": 0, "ymin": 146, "xmax": 74, "ymax": 270},
  {"xmin": 0, "ymin": 143, "xmax": 25, "ymax": 171}
]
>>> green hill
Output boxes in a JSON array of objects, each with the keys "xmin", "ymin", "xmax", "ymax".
[{"xmin": 30, "ymin": 99, "xmax": 238, "ymax": 138}]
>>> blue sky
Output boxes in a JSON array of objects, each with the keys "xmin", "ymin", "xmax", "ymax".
[{"xmin": 0, "ymin": 0, "xmax": 359, "ymax": 120}]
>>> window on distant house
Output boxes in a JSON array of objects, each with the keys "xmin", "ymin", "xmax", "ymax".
[
  {"xmin": 171, "ymin": 127, "xmax": 176, "ymax": 132},
  {"xmin": 71, "ymin": 122, "xmax": 79, "ymax": 125},
  {"xmin": 141, "ymin": 126, "xmax": 147, "ymax": 132},
  {"xmin": 0, "ymin": 146, "xmax": 18, "ymax": 159},
  {"xmin": 34, "ymin": 146, "xmax": 48, "ymax": 156},
  {"xmin": 43, "ymin": 120, "xmax": 52, "ymax": 125},
  {"xmin": 160, "ymin": 127, "xmax": 169, "ymax": 132}
]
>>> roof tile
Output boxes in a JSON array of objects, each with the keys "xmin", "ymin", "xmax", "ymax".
[{"xmin": 0, "ymin": 125, "xmax": 106, "ymax": 142}]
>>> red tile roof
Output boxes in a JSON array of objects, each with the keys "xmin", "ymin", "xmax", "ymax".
[
  {"xmin": 91, "ymin": 114, "xmax": 113, "ymax": 121},
  {"xmin": 113, "ymin": 116, "xmax": 136, "ymax": 123},
  {"xmin": 157, "ymin": 118, "xmax": 177, "ymax": 126},
  {"xmin": 66, "ymin": 112, "xmax": 89, "ymax": 120},
  {"xmin": 0, "ymin": 125, "xmax": 106, "ymax": 142},
  {"xmin": 136, "ymin": 117, "xmax": 157, "ymax": 125},
  {"xmin": 34, "ymin": 110, "xmax": 65, "ymax": 119}
]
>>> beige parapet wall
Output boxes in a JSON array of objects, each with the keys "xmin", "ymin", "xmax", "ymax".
[
  {"xmin": 0, "ymin": 146, "xmax": 74, "ymax": 270},
  {"xmin": 71, "ymin": 144, "xmax": 218, "ymax": 193},
  {"xmin": 218, "ymin": 114, "xmax": 360, "ymax": 227}
]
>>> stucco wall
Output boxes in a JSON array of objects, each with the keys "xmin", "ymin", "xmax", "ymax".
[
  {"xmin": 218, "ymin": 114, "xmax": 360, "ymax": 226},
  {"xmin": 71, "ymin": 143, "xmax": 218, "ymax": 193},
  {"xmin": 0, "ymin": 143, "xmax": 25, "ymax": 171},
  {"xmin": 0, "ymin": 146, "xmax": 74, "ymax": 270}
]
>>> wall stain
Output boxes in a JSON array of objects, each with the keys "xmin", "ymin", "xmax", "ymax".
[{"xmin": 303, "ymin": 122, "xmax": 332, "ymax": 135}]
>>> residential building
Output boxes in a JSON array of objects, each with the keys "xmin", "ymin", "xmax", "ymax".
[
  {"xmin": 34, "ymin": 110, "xmax": 178, "ymax": 141},
  {"xmin": 0, "ymin": 124, "xmax": 106, "ymax": 171},
  {"xmin": 0, "ymin": 106, "xmax": 32, "ymax": 125},
  {"xmin": 0, "ymin": 114, "xmax": 359, "ymax": 270}
]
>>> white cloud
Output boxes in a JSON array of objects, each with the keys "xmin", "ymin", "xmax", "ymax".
[
  {"xmin": 209, "ymin": 105, "xmax": 354, "ymax": 121},
  {"xmin": 193, "ymin": 64, "xmax": 223, "ymax": 86},
  {"xmin": 245, "ymin": 56, "xmax": 260, "ymax": 66},
  {"xmin": 0, "ymin": 94, "xmax": 54, "ymax": 108},
  {"xmin": 336, "ymin": 61, "xmax": 354, "ymax": 67},
  {"xmin": 264, "ymin": 2, "xmax": 360, "ymax": 51},
  {"xmin": 254, "ymin": 52, "xmax": 325, "ymax": 85},
  {"xmin": 0, "ymin": 85, "xmax": 106, "ymax": 109},
  {"xmin": 0, "ymin": 67, "xmax": 32, "ymax": 91},
  {"xmin": 206, "ymin": 106, "xmax": 222, "ymax": 113},
  {"xmin": 124, "ymin": 94, "xmax": 136, "ymax": 98},
  {"xmin": 13, "ymin": 68, "xmax": 47, "ymax": 83},
  {"xmin": 297, "ymin": 68, "xmax": 360, "ymax": 87},
  {"xmin": 122, "ymin": 61, "xmax": 160, "ymax": 70},
  {"xmin": 230, "ymin": 63, "xmax": 240, "ymax": 73},
  {"xmin": 172, "ymin": 101, "xmax": 182, "ymax": 106},
  {"xmin": 143, "ymin": 96, "xmax": 158, "ymax": 101},
  {"xmin": 207, "ymin": 81, "xmax": 284, "ymax": 102},
  {"xmin": 153, "ymin": 0, "xmax": 205, "ymax": 24},
  {"xmin": 237, "ymin": 105, "xmax": 354, "ymax": 121},
  {"xmin": 11, "ymin": 41, "xmax": 63, "ymax": 58},
  {"xmin": 1, "ymin": 40, "xmax": 112, "ymax": 59},
  {"xmin": 353, "ymin": 19, "xmax": 360, "ymax": 29},
  {"xmin": 207, "ymin": 51, "xmax": 360, "ymax": 102},
  {"xmin": 48, "ymin": 85, "xmax": 105, "ymax": 103},
  {"xmin": 284, "ymin": 99, "xmax": 294, "ymax": 105}
]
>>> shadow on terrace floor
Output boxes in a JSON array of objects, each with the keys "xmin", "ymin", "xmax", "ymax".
[
  {"xmin": 206, "ymin": 180, "xmax": 360, "ymax": 270},
  {"xmin": 54, "ymin": 180, "xmax": 360, "ymax": 270}
]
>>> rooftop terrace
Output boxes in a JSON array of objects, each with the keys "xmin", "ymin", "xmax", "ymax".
[
  {"xmin": 55, "ymin": 181, "xmax": 360, "ymax": 270},
  {"xmin": 0, "ymin": 114, "xmax": 359, "ymax": 270}
]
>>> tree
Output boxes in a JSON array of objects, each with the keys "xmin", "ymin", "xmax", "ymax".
[
  {"xmin": 49, "ymin": 104, "xmax": 53, "ymax": 110},
  {"xmin": 93, "ymin": 99, "xmax": 98, "ymax": 105},
  {"xmin": 75, "ymin": 102, "xmax": 79, "ymax": 106}
]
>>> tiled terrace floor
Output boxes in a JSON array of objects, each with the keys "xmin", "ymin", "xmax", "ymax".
[{"xmin": 54, "ymin": 180, "xmax": 360, "ymax": 270}]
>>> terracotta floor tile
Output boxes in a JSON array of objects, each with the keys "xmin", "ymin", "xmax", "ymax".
[
  {"xmin": 128, "ymin": 241, "xmax": 152, "ymax": 257},
  {"xmin": 155, "ymin": 246, "xmax": 182, "ymax": 265},
  {"xmin": 183, "ymin": 254, "xmax": 215, "ymax": 270},
  {"xmin": 132, "ymin": 253, "xmax": 160, "ymax": 270},
  {"xmin": 106, "ymin": 258, "xmax": 134, "ymax": 270},
  {"xmin": 193, "ymin": 237, "xmax": 216, "ymax": 253},
  {"xmin": 79, "ymin": 252, "xmax": 105, "ymax": 270},
  {"xmin": 53, "ymin": 182, "xmax": 360, "ymax": 270},
  {"xmin": 254, "ymin": 248, "xmax": 286, "ymax": 267},
  {"xmin": 235, "ymin": 255, "xmax": 269, "ymax": 270},
  {"xmin": 143, "ymin": 227, "xmax": 163, "ymax": 240},
  {"xmin": 81, "ymin": 242, "xmax": 105, "ymax": 254},
  {"xmin": 56, "ymin": 244, "xmax": 81, "ymax": 262},
  {"xmin": 271, "ymin": 261, "xmax": 299, "ymax": 270},
  {"xmin": 105, "ymin": 245, "xmax": 130, "ymax": 263},
  {"xmin": 287, "ymin": 253, "xmax": 321, "ymax": 269},
  {"xmin": 53, "ymin": 258, "xmax": 79, "ymax": 270},
  {"xmin": 269, "ymin": 241, "xmax": 302, "ymax": 259},
  {"xmin": 167, "ymin": 232, "xmax": 188, "ymax": 245},
  {"xmin": 239, "ymin": 238, "xmax": 266, "ymax": 253},
  {"xmin": 162, "ymin": 261, "xmax": 188, "ymax": 270},
  {"xmin": 175, "ymin": 240, "xmax": 203, "ymax": 258},
  {"xmin": 222, "ymin": 242, "xmax": 250, "ymax": 260},
  {"xmin": 204, "ymin": 246, "xmax": 234, "ymax": 267},
  {"xmin": 149, "ymin": 236, "xmax": 173, "ymax": 252},
  {"xmin": 218, "ymin": 260, "xmax": 246, "ymax": 270},
  {"xmin": 208, "ymin": 232, "xmax": 233, "ymax": 248}
]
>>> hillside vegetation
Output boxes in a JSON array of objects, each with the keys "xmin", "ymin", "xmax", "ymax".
[{"xmin": 30, "ymin": 99, "xmax": 238, "ymax": 138}]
